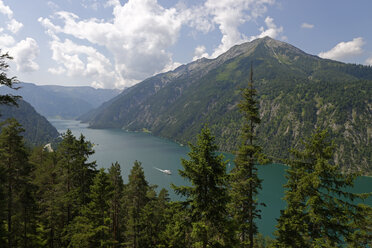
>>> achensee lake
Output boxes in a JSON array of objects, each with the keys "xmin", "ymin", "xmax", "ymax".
[{"xmin": 50, "ymin": 119, "xmax": 372, "ymax": 237}]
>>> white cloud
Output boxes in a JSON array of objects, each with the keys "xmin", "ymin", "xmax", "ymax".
[
  {"xmin": 366, "ymin": 56, "xmax": 372, "ymax": 66},
  {"xmin": 7, "ymin": 19, "xmax": 23, "ymax": 33},
  {"xmin": 204, "ymin": 0, "xmax": 276, "ymax": 58},
  {"xmin": 39, "ymin": 0, "xmax": 280, "ymax": 88},
  {"xmin": 48, "ymin": 38, "xmax": 119, "ymax": 88},
  {"xmin": 301, "ymin": 22, "xmax": 314, "ymax": 29},
  {"xmin": 0, "ymin": 33, "xmax": 15, "ymax": 47},
  {"xmin": 249, "ymin": 16, "xmax": 283, "ymax": 41},
  {"xmin": 40, "ymin": 0, "xmax": 183, "ymax": 88},
  {"xmin": 0, "ymin": 0, "xmax": 12, "ymax": 18},
  {"xmin": 193, "ymin": 45, "xmax": 209, "ymax": 61},
  {"xmin": 0, "ymin": 1, "xmax": 24, "ymax": 34},
  {"xmin": 48, "ymin": 66, "xmax": 66, "ymax": 74},
  {"xmin": 318, "ymin": 37, "xmax": 365, "ymax": 61},
  {"xmin": 10, "ymin": 38, "xmax": 40, "ymax": 72}
]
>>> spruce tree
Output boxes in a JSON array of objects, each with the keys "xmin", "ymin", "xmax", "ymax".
[
  {"xmin": 124, "ymin": 161, "xmax": 150, "ymax": 248},
  {"xmin": 229, "ymin": 65, "xmax": 267, "ymax": 248},
  {"xmin": 274, "ymin": 129, "xmax": 372, "ymax": 247},
  {"xmin": 172, "ymin": 126, "xmax": 230, "ymax": 248},
  {"xmin": 108, "ymin": 162, "xmax": 125, "ymax": 247},
  {"xmin": 0, "ymin": 118, "xmax": 37, "ymax": 247},
  {"xmin": 30, "ymin": 147, "xmax": 61, "ymax": 247}
]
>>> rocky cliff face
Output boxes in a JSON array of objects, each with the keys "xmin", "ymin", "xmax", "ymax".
[{"xmin": 81, "ymin": 37, "xmax": 372, "ymax": 174}]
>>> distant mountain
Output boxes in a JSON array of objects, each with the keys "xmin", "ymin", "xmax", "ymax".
[
  {"xmin": 0, "ymin": 83, "xmax": 121, "ymax": 119},
  {"xmin": 0, "ymin": 99, "xmax": 59, "ymax": 146},
  {"xmin": 81, "ymin": 37, "xmax": 372, "ymax": 174}
]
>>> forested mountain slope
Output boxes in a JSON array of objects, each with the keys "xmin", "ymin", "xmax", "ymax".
[
  {"xmin": 0, "ymin": 99, "xmax": 59, "ymax": 145},
  {"xmin": 81, "ymin": 37, "xmax": 372, "ymax": 174},
  {"xmin": 0, "ymin": 82, "xmax": 121, "ymax": 119}
]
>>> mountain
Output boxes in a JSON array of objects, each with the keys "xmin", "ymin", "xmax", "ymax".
[
  {"xmin": 0, "ymin": 83, "xmax": 121, "ymax": 119},
  {"xmin": 0, "ymin": 99, "xmax": 59, "ymax": 146},
  {"xmin": 80, "ymin": 37, "xmax": 372, "ymax": 174}
]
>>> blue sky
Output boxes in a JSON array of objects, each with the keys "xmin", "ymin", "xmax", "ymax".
[{"xmin": 1, "ymin": 0, "xmax": 372, "ymax": 89}]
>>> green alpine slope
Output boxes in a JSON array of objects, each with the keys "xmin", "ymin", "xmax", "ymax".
[
  {"xmin": 81, "ymin": 37, "xmax": 372, "ymax": 174},
  {"xmin": 0, "ymin": 99, "xmax": 59, "ymax": 146}
]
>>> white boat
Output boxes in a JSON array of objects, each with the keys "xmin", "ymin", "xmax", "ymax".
[{"xmin": 154, "ymin": 167, "xmax": 172, "ymax": 175}]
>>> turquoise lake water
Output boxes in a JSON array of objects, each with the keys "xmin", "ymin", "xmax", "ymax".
[{"xmin": 49, "ymin": 119, "xmax": 372, "ymax": 237}]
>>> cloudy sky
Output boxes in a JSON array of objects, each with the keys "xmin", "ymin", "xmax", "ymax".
[{"xmin": 1, "ymin": 0, "xmax": 372, "ymax": 89}]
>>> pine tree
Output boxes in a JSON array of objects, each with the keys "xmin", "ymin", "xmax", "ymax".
[
  {"xmin": 124, "ymin": 161, "xmax": 150, "ymax": 248},
  {"xmin": 0, "ymin": 118, "xmax": 37, "ymax": 247},
  {"xmin": 172, "ymin": 126, "xmax": 230, "ymax": 248},
  {"xmin": 108, "ymin": 162, "xmax": 125, "ymax": 247},
  {"xmin": 274, "ymin": 129, "xmax": 372, "ymax": 247},
  {"xmin": 229, "ymin": 65, "xmax": 267, "ymax": 248},
  {"xmin": 30, "ymin": 147, "xmax": 60, "ymax": 247},
  {"xmin": 56, "ymin": 130, "xmax": 96, "ymax": 227}
]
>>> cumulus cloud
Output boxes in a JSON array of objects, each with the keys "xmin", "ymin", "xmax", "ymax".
[
  {"xmin": 249, "ymin": 16, "xmax": 283, "ymax": 41},
  {"xmin": 48, "ymin": 38, "xmax": 118, "ymax": 88},
  {"xmin": 39, "ymin": 0, "xmax": 280, "ymax": 88},
  {"xmin": 10, "ymin": 38, "xmax": 40, "ymax": 72},
  {"xmin": 318, "ymin": 37, "xmax": 365, "ymax": 61},
  {"xmin": 0, "ymin": 0, "xmax": 12, "ymax": 18},
  {"xmin": 193, "ymin": 45, "xmax": 209, "ymax": 61},
  {"xmin": 0, "ymin": 0, "xmax": 23, "ymax": 33},
  {"xmin": 40, "ymin": 0, "xmax": 183, "ymax": 88},
  {"xmin": 0, "ymin": 33, "xmax": 15, "ymax": 47},
  {"xmin": 204, "ymin": 0, "xmax": 276, "ymax": 58},
  {"xmin": 7, "ymin": 19, "xmax": 23, "ymax": 33},
  {"xmin": 301, "ymin": 22, "xmax": 314, "ymax": 29}
]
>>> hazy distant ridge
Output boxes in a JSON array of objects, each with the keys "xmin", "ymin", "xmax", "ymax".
[{"xmin": 0, "ymin": 83, "xmax": 121, "ymax": 119}]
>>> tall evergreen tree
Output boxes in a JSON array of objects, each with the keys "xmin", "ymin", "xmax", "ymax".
[
  {"xmin": 124, "ymin": 161, "xmax": 150, "ymax": 248},
  {"xmin": 108, "ymin": 162, "xmax": 125, "ymax": 247},
  {"xmin": 30, "ymin": 147, "xmax": 61, "ymax": 247},
  {"xmin": 172, "ymin": 126, "xmax": 230, "ymax": 248},
  {"xmin": 274, "ymin": 129, "xmax": 372, "ymax": 247},
  {"xmin": 56, "ymin": 130, "xmax": 96, "ymax": 227},
  {"xmin": 229, "ymin": 65, "xmax": 267, "ymax": 248},
  {"xmin": 67, "ymin": 168, "xmax": 113, "ymax": 248},
  {"xmin": 0, "ymin": 118, "xmax": 37, "ymax": 247}
]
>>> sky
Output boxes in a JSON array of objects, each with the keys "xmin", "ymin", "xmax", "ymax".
[{"xmin": 1, "ymin": 0, "xmax": 372, "ymax": 89}]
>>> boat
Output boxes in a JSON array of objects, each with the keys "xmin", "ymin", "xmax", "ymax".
[{"xmin": 154, "ymin": 167, "xmax": 172, "ymax": 175}]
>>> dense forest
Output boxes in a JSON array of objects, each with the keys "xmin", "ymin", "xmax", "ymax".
[{"xmin": 0, "ymin": 119, "xmax": 371, "ymax": 247}]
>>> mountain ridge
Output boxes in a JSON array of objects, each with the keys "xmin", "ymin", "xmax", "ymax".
[
  {"xmin": 0, "ymin": 82, "xmax": 121, "ymax": 119},
  {"xmin": 81, "ymin": 37, "xmax": 372, "ymax": 174},
  {"xmin": 0, "ymin": 99, "xmax": 59, "ymax": 146}
]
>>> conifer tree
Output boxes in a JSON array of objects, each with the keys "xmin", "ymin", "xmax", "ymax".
[
  {"xmin": 30, "ymin": 147, "xmax": 60, "ymax": 247},
  {"xmin": 274, "ymin": 129, "xmax": 372, "ymax": 247},
  {"xmin": 229, "ymin": 65, "xmax": 267, "ymax": 248},
  {"xmin": 124, "ymin": 161, "xmax": 150, "ymax": 248},
  {"xmin": 56, "ymin": 130, "xmax": 96, "ymax": 227},
  {"xmin": 172, "ymin": 126, "xmax": 230, "ymax": 248},
  {"xmin": 108, "ymin": 162, "xmax": 125, "ymax": 247},
  {"xmin": 67, "ymin": 169, "xmax": 113, "ymax": 247},
  {"xmin": 0, "ymin": 118, "xmax": 37, "ymax": 247}
]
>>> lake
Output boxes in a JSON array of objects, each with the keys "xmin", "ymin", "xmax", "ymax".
[{"xmin": 49, "ymin": 119, "xmax": 372, "ymax": 237}]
